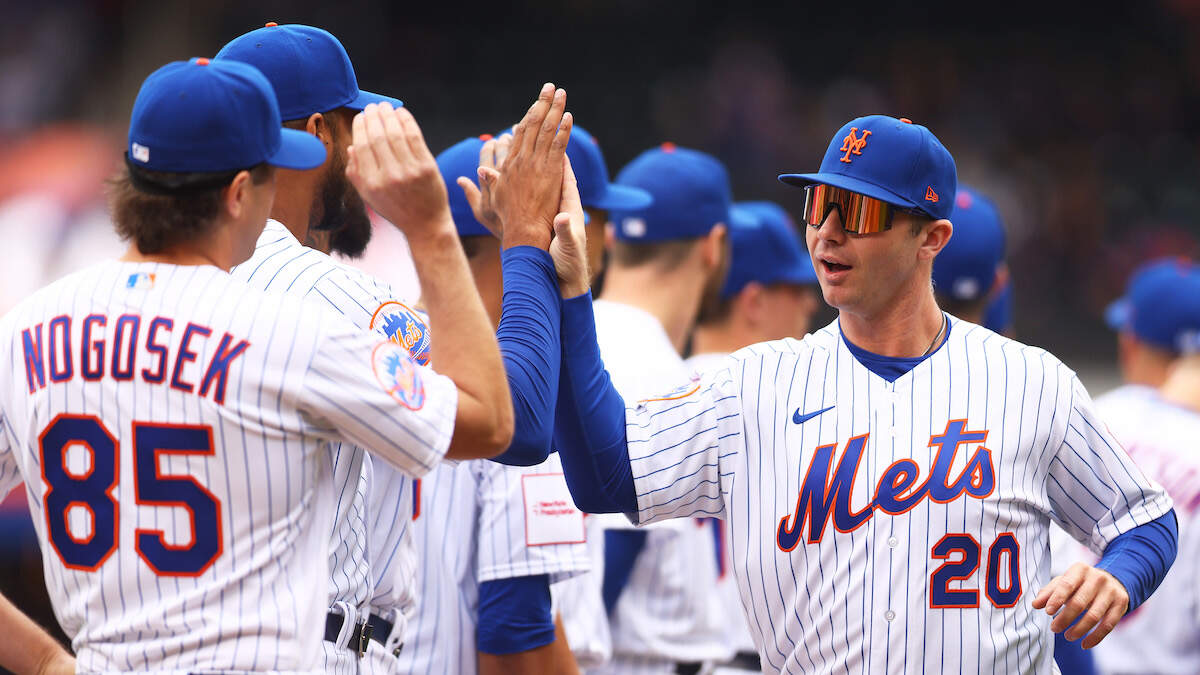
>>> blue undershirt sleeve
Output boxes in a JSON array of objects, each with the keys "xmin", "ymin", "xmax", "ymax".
[
  {"xmin": 602, "ymin": 529, "xmax": 648, "ymax": 614},
  {"xmin": 1096, "ymin": 509, "xmax": 1178, "ymax": 613},
  {"xmin": 1053, "ymin": 632, "xmax": 1098, "ymax": 675},
  {"xmin": 476, "ymin": 574, "xmax": 555, "ymax": 655},
  {"xmin": 491, "ymin": 246, "xmax": 561, "ymax": 466},
  {"xmin": 551, "ymin": 291, "xmax": 638, "ymax": 515}
]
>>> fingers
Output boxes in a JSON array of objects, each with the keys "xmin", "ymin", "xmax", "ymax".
[
  {"xmin": 1041, "ymin": 563, "xmax": 1087, "ymax": 617},
  {"xmin": 534, "ymin": 88, "xmax": 567, "ymax": 155},
  {"xmin": 458, "ymin": 176, "xmax": 500, "ymax": 238},
  {"xmin": 478, "ymin": 137, "xmax": 498, "ymax": 172},
  {"xmin": 478, "ymin": 166, "xmax": 500, "ymax": 189},
  {"xmin": 559, "ymin": 153, "xmax": 583, "ymax": 218},
  {"xmin": 515, "ymin": 83, "xmax": 555, "ymax": 157},
  {"xmin": 376, "ymin": 102, "xmax": 413, "ymax": 165},
  {"xmin": 1054, "ymin": 570, "xmax": 1103, "ymax": 635},
  {"xmin": 549, "ymin": 110, "xmax": 573, "ymax": 158},
  {"xmin": 1081, "ymin": 601, "xmax": 1125, "ymax": 649},
  {"xmin": 363, "ymin": 104, "xmax": 402, "ymax": 176},
  {"xmin": 494, "ymin": 133, "xmax": 513, "ymax": 169},
  {"xmin": 350, "ymin": 112, "xmax": 379, "ymax": 180}
]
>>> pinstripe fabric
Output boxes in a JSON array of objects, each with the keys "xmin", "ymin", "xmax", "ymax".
[
  {"xmin": 618, "ymin": 316, "xmax": 1172, "ymax": 674},
  {"xmin": 580, "ymin": 301, "xmax": 731, "ymax": 671},
  {"xmin": 0, "ymin": 259, "xmax": 454, "ymax": 672},
  {"xmin": 396, "ymin": 452, "xmax": 591, "ymax": 675},
  {"xmin": 553, "ymin": 515, "xmax": 612, "ymax": 669},
  {"xmin": 1050, "ymin": 388, "xmax": 1200, "ymax": 675},
  {"xmin": 232, "ymin": 220, "xmax": 431, "ymax": 671}
]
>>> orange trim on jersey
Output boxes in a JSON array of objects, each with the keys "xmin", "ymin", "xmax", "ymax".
[
  {"xmin": 638, "ymin": 382, "xmax": 701, "ymax": 404},
  {"xmin": 39, "ymin": 413, "xmax": 119, "ymax": 573},
  {"xmin": 132, "ymin": 422, "xmax": 223, "ymax": 578},
  {"xmin": 986, "ymin": 532, "xmax": 1022, "ymax": 608},
  {"xmin": 62, "ymin": 500, "xmax": 96, "ymax": 545}
]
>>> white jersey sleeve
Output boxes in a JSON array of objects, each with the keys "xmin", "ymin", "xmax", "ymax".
[
  {"xmin": 0, "ymin": 413, "xmax": 19, "ymax": 499},
  {"xmin": 624, "ymin": 356, "xmax": 746, "ymax": 525},
  {"xmin": 298, "ymin": 319, "xmax": 455, "ymax": 478},
  {"xmin": 475, "ymin": 452, "xmax": 591, "ymax": 584},
  {"xmin": 1045, "ymin": 374, "xmax": 1173, "ymax": 554}
]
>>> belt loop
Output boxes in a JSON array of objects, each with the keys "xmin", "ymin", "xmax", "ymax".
[
  {"xmin": 332, "ymin": 601, "xmax": 358, "ymax": 650},
  {"xmin": 385, "ymin": 607, "xmax": 406, "ymax": 656}
]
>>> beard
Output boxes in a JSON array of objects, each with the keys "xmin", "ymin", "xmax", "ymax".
[{"xmin": 312, "ymin": 147, "xmax": 373, "ymax": 258}]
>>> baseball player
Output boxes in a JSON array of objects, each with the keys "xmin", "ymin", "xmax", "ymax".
[
  {"xmin": 216, "ymin": 28, "xmax": 567, "ymax": 671},
  {"xmin": 1049, "ymin": 261, "xmax": 1200, "ymax": 674},
  {"xmin": 683, "ymin": 199, "xmax": 820, "ymax": 674},
  {"xmin": 458, "ymin": 124, "xmax": 654, "ymax": 671},
  {"xmin": 392, "ymin": 133, "xmax": 593, "ymax": 675},
  {"xmin": 547, "ymin": 114, "xmax": 1178, "ymax": 674},
  {"xmin": 573, "ymin": 143, "xmax": 743, "ymax": 675},
  {"xmin": 931, "ymin": 185, "xmax": 1006, "ymax": 326},
  {"xmin": 0, "ymin": 57, "xmax": 516, "ymax": 672}
]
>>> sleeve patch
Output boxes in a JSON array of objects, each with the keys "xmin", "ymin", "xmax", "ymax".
[
  {"xmin": 522, "ymin": 473, "xmax": 586, "ymax": 547},
  {"xmin": 638, "ymin": 376, "xmax": 701, "ymax": 404},
  {"xmin": 371, "ymin": 341, "xmax": 425, "ymax": 410},
  {"xmin": 370, "ymin": 301, "xmax": 432, "ymax": 366}
]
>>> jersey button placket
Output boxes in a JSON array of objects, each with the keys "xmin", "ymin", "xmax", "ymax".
[{"xmin": 884, "ymin": 609, "xmax": 896, "ymax": 622}]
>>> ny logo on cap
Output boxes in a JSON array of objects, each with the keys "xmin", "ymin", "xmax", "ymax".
[{"xmin": 839, "ymin": 128, "xmax": 871, "ymax": 163}]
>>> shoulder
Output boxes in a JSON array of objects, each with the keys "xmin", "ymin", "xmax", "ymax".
[
  {"xmin": 948, "ymin": 315, "xmax": 1075, "ymax": 381},
  {"xmin": 726, "ymin": 321, "xmax": 837, "ymax": 369}
]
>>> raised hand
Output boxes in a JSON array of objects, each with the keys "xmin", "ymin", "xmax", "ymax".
[
  {"xmin": 488, "ymin": 83, "xmax": 573, "ymax": 250},
  {"xmin": 549, "ymin": 155, "xmax": 590, "ymax": 299},
  {"xmin": 345, "ymin": 102, "xmax": 453, "ymax": 243},
  {"xmin": 455, "ymin": 133, "xmax": 513, "ymax": 238}
]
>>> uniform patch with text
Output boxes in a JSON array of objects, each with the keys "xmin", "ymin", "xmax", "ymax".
[
  {"xmin": 522, "ymin": 473, "xmax": 586, "ymax": 546},
  {"xmin": 370, "ymin": 301, "xmax": 431, "ymax": 366}
]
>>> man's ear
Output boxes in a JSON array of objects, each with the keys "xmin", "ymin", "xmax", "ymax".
[
  {"xmin": 305, "ymin": 112, "xmax": 334, "ymax": 164},
  {"xmin": 734, "ymin": 282, "xmax": 766, "ymax": 326},
  {"xmin": 705, "ymin": 224, "xmax": 728, "ymax": 269},
  {"xmin": 221, "ymin": 170, "xmax": 253, "ymax": 221},
  {"xmin": 919, "ymin": 218, "xmax": 954, "ymax": 261}
]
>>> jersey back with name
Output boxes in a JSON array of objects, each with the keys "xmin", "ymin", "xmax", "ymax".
[
  {"xmin": 0, "ymin": 260, "xmax": 455, "ymax": 673},
  {"xmin": 620, "ymin": 317, "xmax": 1172, "ymax": 675}
]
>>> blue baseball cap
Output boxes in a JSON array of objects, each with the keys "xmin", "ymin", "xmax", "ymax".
[
  {"xmin": 436, "ymin": 136, "xmax": 492, "ymax": 237},
  {"xmin": 610, "ymin": 143, "xmax": 751, "ymax": 242},
  {"xmin": 983, "ymin": 281, "xmax": 1013, "ymax": 334},
  {"xmin": 932, "ymin": 185, "xmax": 1006, "ymax": 301},
  {"xmin": 215, "ymin": 23, "xmax": 401, "ymax": 122},
  {"xmin": 778, "ymin": 115, "xmax": 957, "ymax": 221},
  {"xmin": 566, "ymin": 126, "xmax": 653, "ymax": 211},
  {"xmin": 722, "ymin": 201, "xmax": 817, "ymax": 299},
  {"xmin": 127, "ymin": 58, "xmax": 326, "ymax": 174},
  {"xmin": 1105, "ymin": 258, "xmax": 1200, "ymax": 354}
]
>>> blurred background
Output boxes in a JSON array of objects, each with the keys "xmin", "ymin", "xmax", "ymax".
[{"xmin": 2, "ymin": 0, "xmax": 1199, "ymax": 654}]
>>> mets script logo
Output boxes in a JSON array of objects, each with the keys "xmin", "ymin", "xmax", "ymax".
[
  {"xmin": 370, "ymin": 301, "xmax": 431, "ymax": 366},
  {"xmin": 371, "ymin": 342, "xmax": 425, "ymax": 410},
  {"xmin": 776, "ymin": 420, "xmax": 994, "ymax": 550},
  {"xmin": 839, "ymin": 128, "xmax": 871, "ymax": 163}
]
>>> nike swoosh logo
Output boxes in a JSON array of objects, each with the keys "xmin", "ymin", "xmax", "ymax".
[{"xmin": 793, "ymin": 405, "xmax": 835, "ymax": 425}]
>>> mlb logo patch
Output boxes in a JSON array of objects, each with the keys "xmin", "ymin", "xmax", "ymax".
[
  {"xmin": 370, "ymin": 301, "xmax": 432, "ymax": 365},
  {"xmin": 126, "ymin": 272, "xmax": 155, "ymax": 290},
  {"xmin": 131, "ymin": 142, "xmax": 150, "ymax": 163},
  {"xmin": 371, "ymin": 342, "xmax": 425, "ymax": 410},
  {"xmin": 622, "ymin": 217, "xmax": 647, "ymax": 238}
]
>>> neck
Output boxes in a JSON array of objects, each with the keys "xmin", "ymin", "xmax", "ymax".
[
  {"xmin": 119, "ymin": 240, "xmax": 230, "ymax": 272},
  {"xmin": 1159, "ymin": 355, "xmax": 1200, "ymax": 413},
  {"xmin": 692, "ymin": 320, "xmax": 756, "ymax": 356},
  {"xmin": 600, "ymin": 265, "xmax": 706, "ymax": 353},
  {"xmin": 839, "ymin": 285, "xmax": 944, "ymax": 357},
  {"xmin": 270, "ymin": 172, "xmax": 321, "ymax": 251}
]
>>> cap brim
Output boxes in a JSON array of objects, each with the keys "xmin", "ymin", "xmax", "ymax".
[
  {"xmin": 268, "ymin": 128, "xmax": 328, "ymax": 170},
  {"xmin": 778, "ymin": 172, "xmax": 919, "ymax": 212},
  {"xmin": 1105, "ymin": 298, "xmax": 1131, "ymax": 331},
  {"xmin": 348, "ymin": 90, "xmax": 404, "ymax": 110},
  {"xmin": 587, "ymin": 184, "xmax": 654, "ymax": 211}
]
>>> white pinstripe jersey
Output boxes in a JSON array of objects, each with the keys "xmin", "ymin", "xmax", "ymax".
[
  {"xmin": 1051, "ymin": 388, "xmax": 1200, "ymax": 675},
  {"xmin": 232, "ymin": 220, "xmax": 429, "ymax": 653},
  {"xmin": 0, "ymin": 259, "xmax": 455, "ymax": 673},
  {"xmin": 619, "ymin": 316, "xmax": 1172, "ymax": 675},
  {"xmin": 552, "ymin": 514, "xmax": 612, "ymax": 669},
  {"xmin": 397, "ymin": 451, "xmax": 591, "ymax": 675},
  {"xmin": 686, "ymin": 351, "xmax": 759, "ymax": 656},
  {"xmin": 583, "ymin": 301, "xmax": 731, "ymax": 670}
]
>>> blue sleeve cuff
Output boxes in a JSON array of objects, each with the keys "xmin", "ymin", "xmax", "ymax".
[
  {"xmin": 1096, "ymin": 510, "xmax": 1178, "ymax": 613},
  {"xmin": 1053, "ymin": 632, "xmax": 1098, "ymax": 675},
  {"xmin": 476, "ymin": 574, "xmax": 555, "ymax": 655},
  {"xmin": 491, "ymin": 246, "xmax": 561, "ymax": 467},
  {"xmin": 552, "ymin": 292, "xmax": 638, "ymax": 515},
  {"xmin": 602, "ymin": 529, "xmax": 647, "ymax": 614}
]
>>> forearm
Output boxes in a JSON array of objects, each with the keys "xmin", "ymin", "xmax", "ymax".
[
  {"xmin": 0, "ymin": 593, "xmax": 72, "ymax": 675},
  {"xmin": 476, "ymin": 575, "xmax": 557, "ymax": 673},
  {"xmin": 552, "ymin": 292, "xmax": 637, "ymax": 514},
  {"xmin": 410, "ymin": 226, "xmax": 514, "ymax": 459},
  {"xmin": 1096, "ymin": 509, "xmax": 1178, "ymax": 613},
  {"xmin": 491, "ymin": 247, "xmax": 561, "ymax": 466}
]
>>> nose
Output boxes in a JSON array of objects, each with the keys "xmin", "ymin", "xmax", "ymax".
[{"xmin": 812, "ymin": 208, "xmax": 847, "ymax": 245}]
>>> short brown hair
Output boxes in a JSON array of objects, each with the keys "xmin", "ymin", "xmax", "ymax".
[
  {"xmin": 108, "ymin": 164, "xmax": 272, "ymax": 254},
  {"xmin": 610, "ymin": 238, "xmax": 701, "ymax": 271}
]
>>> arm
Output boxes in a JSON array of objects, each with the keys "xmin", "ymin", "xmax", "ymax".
[
  {"xmin": 490, "ymin": 246, "xmax": 561, "ymax": 466},
  {"xmin": 347, "ymin": 102, "xmax": 512, "ymax": 460},
  {"xmin": 0, "ymin": 593, "xmax": 73, "ymax": 675},
  {"xmin": 1034, "ymin": 374, "xmax": 1177, "ymax": 648},
  {"xmin": 476, "ymin": 575, "xmax": 561, "ymax": 675}
]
